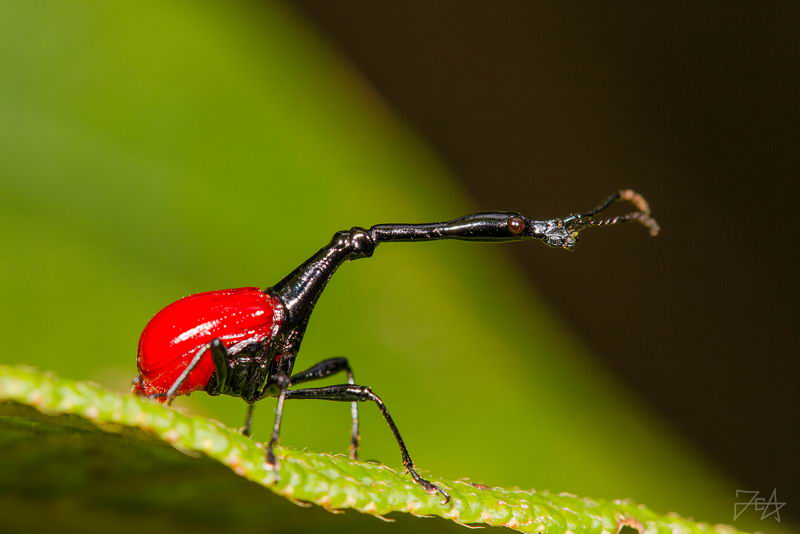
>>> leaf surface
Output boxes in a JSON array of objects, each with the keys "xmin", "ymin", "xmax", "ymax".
[{"xmin": 0, "ymin": 366, "xmax": 747, "ymax": 534}]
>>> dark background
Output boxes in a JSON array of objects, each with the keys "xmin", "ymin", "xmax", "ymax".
[{"xmin": 294, "ymin": 1, "xmax": 799, "ymax": 517}]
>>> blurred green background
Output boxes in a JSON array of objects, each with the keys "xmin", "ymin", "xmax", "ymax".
[{"xmin": 0, "ymin": 1, "xmax": 792, "ymax": 532}]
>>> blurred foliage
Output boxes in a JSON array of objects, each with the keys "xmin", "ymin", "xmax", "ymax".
[
  {"xmin": 0, "ymin": 366, "xmax": 748, "ymax": 534},
  {"xmin": 0, "ymin": 0, "xmax": 772, "ymax": 532}
]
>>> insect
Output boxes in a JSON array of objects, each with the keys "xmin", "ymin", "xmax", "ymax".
[{"xmin": 133, "ymin": 189, "xmax": 659, "ymax": 501}]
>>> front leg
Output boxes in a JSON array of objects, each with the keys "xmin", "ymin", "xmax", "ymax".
[{"xmin": 290, "ymin": 357, "xmax": 360, "ymax": 459}]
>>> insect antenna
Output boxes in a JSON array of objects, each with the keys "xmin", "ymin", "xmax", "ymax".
[
  {"xmin": 585, "ymin": 211, "xmax": 661, "ymax": 236},
  {"xmin": 565, "ymin": 189, "xmax": 660, "ymax": 237}
]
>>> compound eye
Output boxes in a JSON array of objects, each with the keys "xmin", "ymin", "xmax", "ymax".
[{"xmin": 507, "ymin": 216, "xmax": 526, "ymax": 235}]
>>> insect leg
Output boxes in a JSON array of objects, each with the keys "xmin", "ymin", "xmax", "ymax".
[
  {"xmin": 151, "ymin": 343, "xmax": 212, "ymax": 405},
  {"xmin": 290, "ymin": 357, "xmax": 360, "ymax": 458},
  {"xmin": 265, "ymin": 373, "xmax": 290, "ymax": 468},
  {"xmin": 285, "ymin": 384, "xmax": 450, "ymax": 502},
  {"xmin": 208, "ymin": 339, "xmax": 260, "ymax": 437},
  {"xmin": 241, "ymin": 403, "xmax": 256, "ymax": 438}
]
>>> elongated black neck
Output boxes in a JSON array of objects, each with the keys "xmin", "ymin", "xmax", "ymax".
[
  {"xmin": 268, "ymin": 213, "xmax": 528, "ymax": 331},
  {"xmin": 267, "ymin": 194, "xmax": 659, "ymax": 336},
  {"xmin": 269, "ymin": 227, "xmax": 376, "ymax": 330}
]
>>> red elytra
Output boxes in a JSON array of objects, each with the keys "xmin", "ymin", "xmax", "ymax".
[{"xmin": 134, "ymin": 287, "xmax": 282, "ymax": 400}]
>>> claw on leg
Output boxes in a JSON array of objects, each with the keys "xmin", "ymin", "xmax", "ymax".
[{"xmin": 407, "ymin": 464, "xmax": 450, "ymax": 503}]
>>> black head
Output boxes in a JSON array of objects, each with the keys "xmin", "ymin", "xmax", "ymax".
[{"xmin": 452, "ymin": 189, "xmax": 659, "ymax": 249}]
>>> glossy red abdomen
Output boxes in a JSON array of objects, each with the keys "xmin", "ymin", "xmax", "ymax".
[{"xmin": 134, "ymin": 287, "xmax": 282, "ymax": 399}]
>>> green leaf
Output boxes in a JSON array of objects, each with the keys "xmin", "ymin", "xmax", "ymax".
[{"xmin": 0, "ymin": 366, "xmax": 747, "ymax": 534}]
